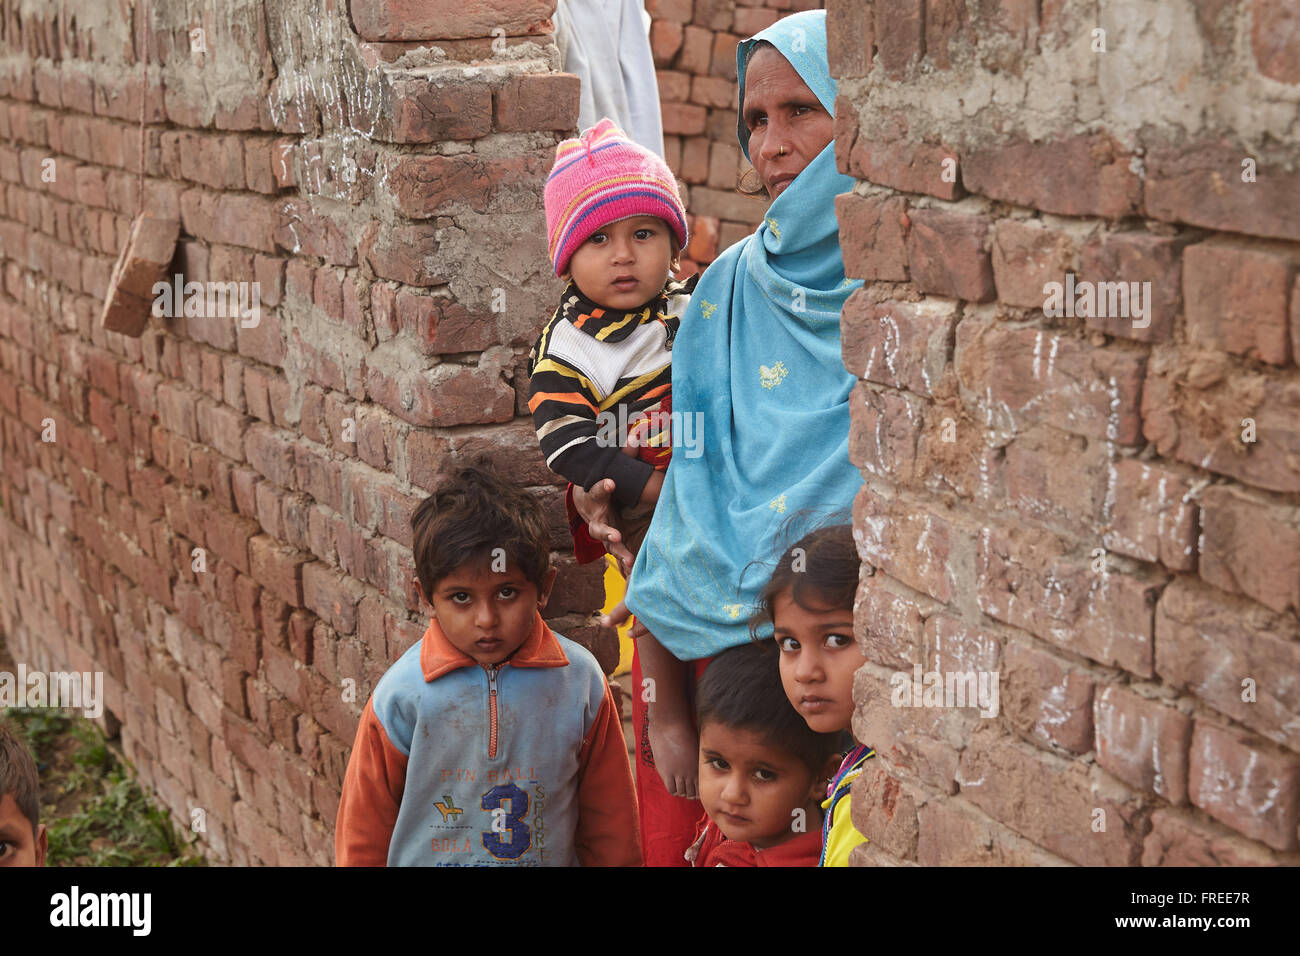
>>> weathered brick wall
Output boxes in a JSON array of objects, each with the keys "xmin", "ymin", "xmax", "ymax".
[
  {"xmin": 831, "ymin": 0, "xmax": 1300, "ymax": 864},
  {"xmin": 0, "ymin": 0, "xmax": 609, "ymax": 864},
  {"xmin": 648, "ymin": 0, "xmax": 822, "ymax": 269}
]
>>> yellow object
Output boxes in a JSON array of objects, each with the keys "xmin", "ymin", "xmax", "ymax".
[
  {"xmin": 601, "ymin": 554, "xmax": 635, "ymax": 676},
  {"xmin": 820, "ymin": 772, "xmax": 869, "ymax": 867}
]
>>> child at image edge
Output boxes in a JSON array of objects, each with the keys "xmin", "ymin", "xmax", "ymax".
[
  {"xmin": 686, "ymin": 641, "xmax": 842, "ymax": 866},
  {"xmin": 753, "ymin": 524, "xmax": 875, "ymax": 867},
  {"xmin": 528, "ymin": 119, "xmax": 704, "ymax": 835},
  {"xmin": 0, "ymin": 720, "xmax": 47, "ymax": 867},
  {"xmin": 335, "ymin": 465, "xmax": 641, "ymax": 866}
]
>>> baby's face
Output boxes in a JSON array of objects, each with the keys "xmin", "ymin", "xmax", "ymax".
[
  {"xmin": 565, "ymin": 215, "xmax": 676, "ymax": 310},
  {"xmin": 0, "ymin": 793, "xmax": 45, "ymax": 867},
  {"xmin": 698, "ymin": 722, "xmax": 820, "ymax": 850}
]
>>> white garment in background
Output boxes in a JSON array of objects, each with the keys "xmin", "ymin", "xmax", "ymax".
[{"xmin": 554, "ymin": 0, "xmax": 665, "ymax": 158}]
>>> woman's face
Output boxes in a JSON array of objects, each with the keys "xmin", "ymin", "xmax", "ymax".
[{"xmin": 741, "ymin": 46, "xmax": 834, "ymax": 199}]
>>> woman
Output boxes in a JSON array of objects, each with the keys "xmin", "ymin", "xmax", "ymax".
[{"xmin": 572, "ymin": 9, "xmax": 864, "ymax": 866}]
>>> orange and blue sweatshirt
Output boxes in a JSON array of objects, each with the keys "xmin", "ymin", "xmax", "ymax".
[{"xmin": 335, "ymin": 613, "xmax": 641, "ymax": 867}]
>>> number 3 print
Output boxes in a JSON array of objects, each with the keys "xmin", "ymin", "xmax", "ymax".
[{"xmin": 480, "ymin": 783, "xmax": 531, "ymax": 859}]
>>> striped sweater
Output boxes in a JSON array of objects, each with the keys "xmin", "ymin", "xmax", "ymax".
[{"xmin": 527, "ymin": 275, "xmax": 696, "ymax": 508}]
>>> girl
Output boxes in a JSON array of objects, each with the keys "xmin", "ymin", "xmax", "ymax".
[{"xmin": 750, "ymin": 524, "xmax": 874, "ymax": 867}]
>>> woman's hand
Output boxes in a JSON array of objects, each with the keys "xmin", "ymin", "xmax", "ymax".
[{"xmin": 572, "ymin": 479, "xmax": 635, "ymax": 573}]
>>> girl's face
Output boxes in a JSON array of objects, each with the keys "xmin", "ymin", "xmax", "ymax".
[
  {"xmin": 564, "ymin": 215, "xmax": 678, "ymax": 310},
  {"xmin": 773, "ymin": 591, "xmax": 862, "ymax": 734}
]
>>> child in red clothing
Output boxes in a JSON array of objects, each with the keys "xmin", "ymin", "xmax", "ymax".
[{"xmin": 685, "ymin": 642, "xmax": 842, "ymax": 867}]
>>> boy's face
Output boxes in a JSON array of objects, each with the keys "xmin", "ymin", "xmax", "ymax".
[
  {"xmin": 564, "ymin": 215, "xmax": 678, "ymax": 310},
  {"xmin": 0, "ymin": 793, "xmax": 46, "ymax": 867},
  {"xmin": 698, "ymin": 722, "xmax": 821, "ymax": 850},
  {"xmin": 774, "ymin": 592, "xmax": 862, "ymax": 734},
  {"xmin": 420, "ymin": 559, "xmax": 557, "ymax": 668}
]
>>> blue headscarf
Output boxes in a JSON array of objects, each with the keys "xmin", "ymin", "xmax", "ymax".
[{"xmin": 624, "ymin": 10, "xmax": 863, "ymax": 660}]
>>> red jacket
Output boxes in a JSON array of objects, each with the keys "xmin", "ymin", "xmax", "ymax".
[{"xmin": 684, "ymin": 816, "xmax": 822, "ymax": 867}]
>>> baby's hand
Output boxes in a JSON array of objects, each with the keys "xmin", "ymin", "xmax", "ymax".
[{"xmin": 649, "ymin": 713, "xmax": 699, "ymax": 801}]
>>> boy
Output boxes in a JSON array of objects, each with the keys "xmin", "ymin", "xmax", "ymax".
[
  {"xmin": 686, "ymin": 642, "xmax": 844, "ymax": 867},
  {"xmin": 334, "ymin": 465, "xmax": 640, "ymax": 866},
  {"xmin": 0, "ymin": 720, "xmax": 47, "ymax": 867}
]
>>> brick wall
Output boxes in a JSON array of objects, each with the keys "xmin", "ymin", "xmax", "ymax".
[
  {"xmin": 831, "ymin": 0, "xmax": 1300, "ymax": 865},
  {"xmin": 648, "ymin": 0, "xmax": 823, "ymax": 270},
  {"xmin": 0, "ymin": 0, "xmax": 610, "ymax": 865}
]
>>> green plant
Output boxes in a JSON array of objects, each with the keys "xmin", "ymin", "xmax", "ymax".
[{"xmin": 3, "ymin": 707, "xmax": 207, "ymax": 867}]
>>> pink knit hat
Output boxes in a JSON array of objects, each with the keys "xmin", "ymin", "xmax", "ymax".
[{"xmin": 544, "ymin": 118, "xmax": 689, "ymax": 278}]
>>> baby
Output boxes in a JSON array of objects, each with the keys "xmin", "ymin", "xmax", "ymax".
[
  {"xmin": 529, "ymin": 119, "xmax": 703, "ymax": 813},
  {"xmin": 528, "ymin": 116, "xmax": 694, "ymax": 557}
]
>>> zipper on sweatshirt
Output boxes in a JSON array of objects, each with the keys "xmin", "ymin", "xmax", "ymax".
[{"xmin": 485, "ymin": 664, "xmax": 501, "ymax": 759}]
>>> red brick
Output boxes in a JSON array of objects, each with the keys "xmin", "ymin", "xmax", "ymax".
[
  {"xmin": 646, "ymin": 0, "xmax": 693, "ymax": 23},
  {"xmin": 179, "ymin": 189, "xmax": 278, "ymax": 254},
  {"xmin": 494, "ymin": 74, "xmax": 579, "ymax": 133},
  {"xmin": 926, "ymin": 0, "xmax": 969, "ymax": 69},
  {"xmin": 359, "ymin": 222, "xmax": 447, "ymax": 287},
  {"xmin": 1003, "ymin": 425, "xmax": 1108, "ymax": 532},
  {"xmin": 1142, "ymin": 350, "xmax": 1300, "ymax": 494},
  {"xmin": 977, "ymin": 523, "xmax": 1160, "ymax": 677},
  {"xmin": 201, "ymin": 511, "xmax": 260, "ymax": 576},
  {"xmin": 380, "ymin": 76, "xmax": 493, "ymax": 143},
  {"xmin": 874, "ymin": 0, "xmax": 924, "ymax": 77},
  {"xmin": 989, "ymin": 219, "xmax": 1075, "ymax": 309},
  {"xmin": 669, "ymin": 140, "xmax": 704, "ymax": 189},
  {"xmin": 1002, "ymin": 639, "xmax": 1095, "ymax": 754},
  {"xmin": 690, "ymin": 75, "xmax": 734, "ymax": 109},
  {"xmin": 195, "ymin": 400, "xmax": 249, "ymax": 463},
  {"xmin": 964, "ymin": 133, "xmax": 1141, "ymax": 220},
  {"xmin": 365, "ymin": 350, "xmax": 514, "ymax": 427},
  {"xmin": 847, "ymin": 761, "xmax": 920, "ymax": 859},
  {"xmin": 244, "ymin": 423, "xmax": 297, "ymax": 490},
  {"xmin": 854, "ymin": 660, "xmax": 972, "ymax": 793},
  {"xmin": 957, "ymin": 727, "xmax": 1146, "ymax": 865},
  {"xmin": 706, "ymin": 141, "xmax": 741, "ymax": 190},
  {"xmin": 1145, "ymin": 139, "xmax": 1300, "ymax": 243},
  {"xmin": 855, "ymin": 571, "xmax": 927, "ymax": 672},
  {"xmin": 1252, "ymin": 0, "xmax": 1300, "ymax": 83},
  {"xmin": 1199, "ymin": 484, "xmax": 1300, "ymax": 615},
  {"xmin": 841, "ymin": 294, "xmax": 955, "ymax": 397},
  {"xmin": 352, "ymin": 0, "xmax": 554, "ymax": 41},
  {"xmin": 683, "ymin": 213, "xmax": 716, "ymax": 263},
  {"xmin": 836, "ymin": 193, "xmax": 909, "ymax": 281},
  {"xmin": 1142, "ymin": 807, "xmax": 1298, "ymax": 866},
  {"xmin": 678, "ymin": 25, "xmax": 713, "ymax": 74},
  {"xmin": 1188, "ymin": 721, "xmax": 1300, "ymax": 851},
  {"xmin": 651, "ymin": 21, "xmax": 684, "ymax": 67},
  {"xmin": 855, "ymin": 485, "xmax": 962, "ymax": 604},
  {"xmin": 390, "ymin": 287, "xmax": 501, "ymax": 358},
  {"xmin": 905, "ymin": 207, "xmax": 994, "ymax": 301},
  {"xmin": 156, "ymin": 382, "xmax": 199, "ymax": 441},
  {"xmin": 1093, "ymin": 684, "xmax": 1191, "ymax": 804},
  {"xmin": 1156, "ymin": 579, "xmax": 1300, "ymax": 754},
  {"xmin": 274, "ymin": 198, "xmax": 355, "ymax": 267},
  {"xmin": 250, "ymin": 535, "xmax": 307, "ymax": 607},
  {"xmin": 956, "ymin": 315, "xmax": 1145, "ymax": 444},
  {"xmin": 1183, "ymin": 241, "xmax": 1294, "ymax": 365},
  {"xmin": 178, "ymin": 131, "xmax": 245, "ymax": 190},
  {"xmin": 302, "ymin": 562, "xmax": 366, "ymax": 635},
  {"xmin": 387, "ymin": 149, "xmax": 550, "ymax": 218},
  {"xmin": 661, "ymin": 102, "xmax": 707, "ymax": 136},
  {"xmin": 1102, "ymin": 459, "xmax": 1199, "ymax": 572},
  {"xmin": 917, "ymin": 797, "xmax": 1068, "ymax": 866},
  {"xmin": 1079, "ymin": 230, "xmax": 1188, "ymax": 343},
  {"xmin": 848, "ymin": 383, "xmax": 924, "ymax": 484}
]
